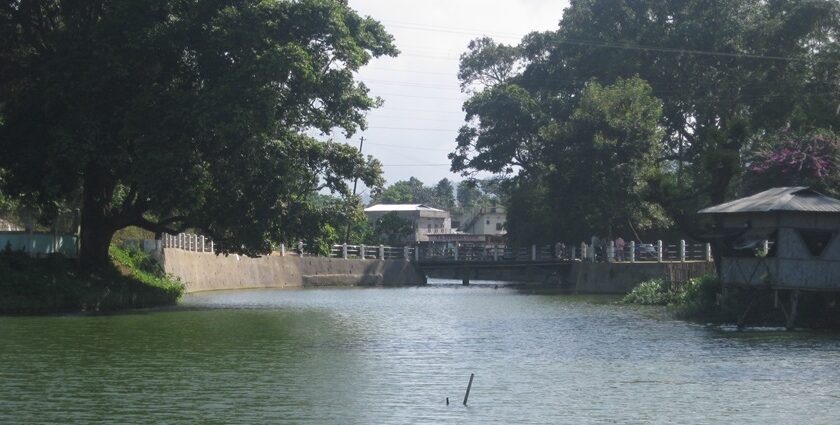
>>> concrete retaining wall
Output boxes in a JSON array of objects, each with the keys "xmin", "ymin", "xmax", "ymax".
[
  {"xmin": 570, "ymin": 261, "xmax": 715, "ymax": 294},
  {"xmin": 423, "ymin": 260, "xmax": 714, "ymax": 294},
  {"xmin": 164, "ymin": 249, "xmax": 426, "ymax": 293}
]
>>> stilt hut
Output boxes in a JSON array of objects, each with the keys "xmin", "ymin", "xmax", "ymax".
[
  {"xmin": 699, "ymin": 186, "xmax": 840, "ymax": 289},
  {"xmin": 698, "ymin": 187, "xmax": 840, "ymax": 327}
]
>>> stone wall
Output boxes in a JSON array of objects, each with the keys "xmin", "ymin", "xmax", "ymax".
[{"xmin": 164, "ymin": 249, "xmax": 426, "ymax": 293}]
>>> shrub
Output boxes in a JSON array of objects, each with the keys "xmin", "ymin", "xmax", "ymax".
[
  {"xmin": 623, "ymin": 278, "xmax": 674, "ymax": 305},
  {"xmin": 673, "ymin": 274, "xmax": 722, "ymax": 320}
]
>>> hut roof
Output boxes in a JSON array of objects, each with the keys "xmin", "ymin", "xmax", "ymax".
[{"xmin": 698, "ymin": 187, "xmax": 840, "ymax": 214}]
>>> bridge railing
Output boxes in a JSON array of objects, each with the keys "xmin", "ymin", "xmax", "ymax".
[{"xmin": 418, "ymin": 240, "xmax": 713, "ymax": 263}]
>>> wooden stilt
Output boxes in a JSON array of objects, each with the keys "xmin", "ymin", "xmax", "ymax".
[
  {"xmin": 786, "ymin": 290, "xmax": 800, "ymax": 331},
  {"xmin": 736, "ymin": 297, "xmax": 754, "ymax": 331}
]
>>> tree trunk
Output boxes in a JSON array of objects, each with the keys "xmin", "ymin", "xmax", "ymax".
[
  {"xmin": 79, "ymin": 214, "xmax": 115, "ymax": 271},
  {"xmin": 78, "ymin": 165, "xmax": 117, "ymax": 271}
]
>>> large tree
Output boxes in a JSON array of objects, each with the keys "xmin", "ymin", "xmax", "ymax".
[
  {"xmin": 452, "ymin": 0, "xmax": 840, "ymax": 241},
  {"xmin": 371, "ymin": 177, "xmax": 456, "ymax": 210},
  {"xmin": 0, "ymin": 0, "xmax": 397, "ymax": 269}
]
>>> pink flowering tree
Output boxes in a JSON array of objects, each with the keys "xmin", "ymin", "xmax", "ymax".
[{"xmin": 747, "ymin": 130, "xmax": 840, "ymax": 196}]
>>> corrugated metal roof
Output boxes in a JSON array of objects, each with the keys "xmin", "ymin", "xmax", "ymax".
[
  {"xmin": 698, "ymin": 187, "xmax": 840, "ymax": 214},
  {"xmin": 364, "ymin": 204, "xmax": 446, "ymax": 213}
]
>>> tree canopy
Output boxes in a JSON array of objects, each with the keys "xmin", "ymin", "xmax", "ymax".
[
  {"xmin": 0, "ymin": 0, "xmax": 397, "ymax": 268},
  {"xmin": 452, "ymin": 0, "xmax": 840, "ymax": 242},
  {"xmin": 371, "ymin": 177, "xmax": 455, "ymax": 210}
]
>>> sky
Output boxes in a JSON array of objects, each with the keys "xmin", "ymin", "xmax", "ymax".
[{"xmin": 324, "ymin": 0, "xmax": 571, "ymax": 194}]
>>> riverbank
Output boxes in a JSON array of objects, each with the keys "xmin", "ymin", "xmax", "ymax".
[
  {"xmin": 0, "ymin": 246, "xmax": 184, "ymax": 314},
  {"xmin": 623, "ymin": 274, "xmax": 840, "ymax": 329}
]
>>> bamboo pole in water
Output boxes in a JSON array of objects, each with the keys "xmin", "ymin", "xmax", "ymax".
[{"xmin": 463, "ymin": 373, "xmax": 474, "ymax": 406}]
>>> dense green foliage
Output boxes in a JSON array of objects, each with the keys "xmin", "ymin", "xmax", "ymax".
[
  {"xmin": 372, "ymin": 177, "xmax": 455, "ymax": 210},
  {"xmin": 0, "ymin": 0, "xmax": 396, "ymax": 269},
  {"xmin": 622, "ymin": 278, "xmax": 674, "ymax": 306},
  {"xmin": 0, "ymin": 245, "xmax": 183, "ymax": 314},
  {"xmin": 453, "ymin": 0, "xmax": 840, "ymax": 243},
  {"xmin": 371, "ymin": 212, "xmax": 414, "ymax": 246}
]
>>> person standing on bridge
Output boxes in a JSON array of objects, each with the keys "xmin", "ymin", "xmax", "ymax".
[{"xmin": 615, "ymin": 237, "xmax": 625, "ymax": 261}]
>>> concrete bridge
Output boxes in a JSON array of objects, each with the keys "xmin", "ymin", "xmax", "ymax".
[{"xmin": 161, "ymin": 233, "xmax": 714, "ymax": 293}]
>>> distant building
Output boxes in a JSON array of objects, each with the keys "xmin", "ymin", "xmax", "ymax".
[
  {"xmin": 699, "ymin": 186, "xmax": 840, "ymax": 291},
  {"xmin": 451, "ymin": 203, "xmax": 507, "ymax": 236},
  {"xmin": 364, "ymin": 204, "xmax": 451, "ymax": 242}
]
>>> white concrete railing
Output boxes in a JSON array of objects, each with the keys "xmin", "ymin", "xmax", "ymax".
[
  {"xmin": 162, "ymin": 232, "xmax": 215, "ymax": 253},
  {"xmin": 418, "ymin": 240, "xmax": 713, "ymax": 263},
  {"xmin": 162, "ymin": 232, "xmax": 417, "ymax": 261}
]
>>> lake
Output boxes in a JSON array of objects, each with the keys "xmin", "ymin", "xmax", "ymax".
[{"xmin": 2, "ymin": 280, "xmax": 839, "ymax": 424}]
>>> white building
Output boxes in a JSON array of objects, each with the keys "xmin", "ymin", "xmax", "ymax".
[
  {"xmin": 451, "ymin": 204, "xmax": 507, "ymax": 236},
  {"xmin": 364, "ymin": 204, "xmax": 452, "ymax": 242}
]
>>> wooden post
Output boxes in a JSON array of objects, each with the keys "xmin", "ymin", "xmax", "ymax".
[
  {"xmin": 403, "ymin": 246, "xmax": 409, "ymax": 260},
  {"xmin": 379, "ymin": 244, "xmax": 385, "ymax": 260},
  {"xmin": 679, "ymin": 239, "xmax": 686, "ymax": 262},
  {"xmin": 463, "ymin": 373, "xmax": 474, "ymax": 406},
  {"xmin": 210, "ymin": 240, "xmax": 214, "ymax": 253},
  {"xmin": 786, "ymin": 290, "xmax": 800, "ymax": 331},
  {"xmin": 360, "ymin": 244, "xmax": 366, "ymax": 259},
  {"xmin": 280, "ymin": 243, "xmax": 285, "ymax": 256},
  {"xmin": 201, "ymin": 235, "xmax": 206, "ymax": 252},
  {"xmin": 342, "ymin": 243, "xmax": 348, "ymax": 259},
  {"xmin": 414, "ymin": 245, "xmax": 420, "ymax": 261},
  {"xmin": 657, "ymin": 240, "xmax": 663, "ymax": 263},
  {"xmin": 706, "ymin": 243, "xmax": 712, "ymax": 262},
  {"xmin": 629, "ymin": 241, "xmax": 636, "ymax": 263},
  {"xmin": 531, "ymin": 244, "xmax": 537, "ymax": 261},
  {"xmin": 607, "ymin": 242, "xmax": 615, "ymax": 262}
]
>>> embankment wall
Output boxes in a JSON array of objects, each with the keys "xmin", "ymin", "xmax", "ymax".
[
  {"xmin": 164, "ymin": 249, "xmax": 426, "ymax": 293},
  {"xmin": 423, "ymin": 261, "xmax": 714, "ymax": 294},
  {"xmin": 570, "ymin": 261, "xmax": 714, "ymax": 294}
]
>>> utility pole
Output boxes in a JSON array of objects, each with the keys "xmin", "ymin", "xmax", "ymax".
[{"xmin": 344, "ymin": 137, "xmax": 364, "ymax": 244}]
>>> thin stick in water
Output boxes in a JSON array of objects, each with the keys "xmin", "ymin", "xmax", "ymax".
[{"xmin": 463, "ymin": 373, "xmax": 474, "ymax": 406}]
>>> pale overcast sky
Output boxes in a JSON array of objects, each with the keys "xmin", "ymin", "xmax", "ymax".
[{"xmin": 329, "ymin": 0, "xmax": 570, "ymax": 193}]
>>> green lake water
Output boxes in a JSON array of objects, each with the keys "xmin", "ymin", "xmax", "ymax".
[{"xmin": 1, "ymin": 280, "xmax": 839, "ymax": 424}]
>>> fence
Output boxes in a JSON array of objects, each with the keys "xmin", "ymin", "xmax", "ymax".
[
  {"xmin": 418, "ymin": 240, "xmax": 713, "ymax": 263},
  {"xmin": 162, "ymin": 233, "xmax": 215, "ymax": 252},
  {"xmin": 162, "ymin": 232, "xmax": 418, "ymax": 260},
  {"xmin": 0, "ymin": 232, "xmax": 79, "ymax": 257}
]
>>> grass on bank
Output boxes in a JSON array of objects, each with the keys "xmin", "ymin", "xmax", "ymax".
[
  {"xmin": 0, "ymin": 245, "xmax": 183, "ymax": 314},
  {"xmin": 624, "ymin": 274, "xmax": 840, "ymax": 328}
]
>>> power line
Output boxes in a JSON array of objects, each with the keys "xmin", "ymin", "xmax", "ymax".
[
  {"xmin": 382, "ymin": 163, "xmax": 452, "ymax": 167},
  {"xmin": 341, "ymin": 140, "xmax": 454, "ymax": 152},
  {"xmin": 368, "ymin": 126, "xmax": 458, "ymax": 132},
  {"xmin": 372, "ymin": 92, "xmax": 465, "ymax": 100},
  {"xmin": 383, "ymin": 19, "xmax": 840, "ymax": 64}
]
